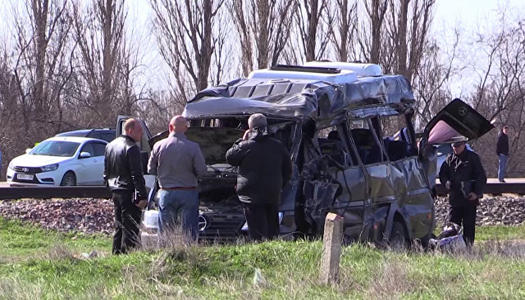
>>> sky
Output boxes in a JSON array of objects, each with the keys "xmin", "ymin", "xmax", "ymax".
[
  {"xmin": 434, "ymin": 0, "xmax": 524, "ymax": 34},
  {"xmin": 1, "ymin": 0, "xmax": 525, "ymax": 96}
]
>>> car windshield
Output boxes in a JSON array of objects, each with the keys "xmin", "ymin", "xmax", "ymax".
[{"xmin": 29, "ymin": 140, "xmax": 80, "ymax": 157}]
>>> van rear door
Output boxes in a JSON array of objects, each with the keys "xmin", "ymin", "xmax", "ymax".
[
  {"xmin": 423, "ymin": 99, "xmax": 494, "ymax": 145},
  {"xmin": 420, "ymin": 99, "xmax": 494, "ymax": 187}
]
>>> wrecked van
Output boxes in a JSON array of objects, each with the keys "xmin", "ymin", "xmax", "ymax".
[{"xmin": 122, "ymin": 62, "xmax": 494, "ymax": 245}]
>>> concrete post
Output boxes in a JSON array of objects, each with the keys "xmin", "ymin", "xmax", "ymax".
[{"xmin": 319, "ymin": 213, "xmax": 344, "ymax": 285}]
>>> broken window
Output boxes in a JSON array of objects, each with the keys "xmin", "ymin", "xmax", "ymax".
[
  {"xmin": 347, "ymin": 119, "xmax": 385, "ymax": 165},
  {"xmin": 380, "ymin": 114, "xmax": 418, "ymax": 160},
  {"xmin": 315, "ymin": 125, "xmax": 354, "ymax": 168}
]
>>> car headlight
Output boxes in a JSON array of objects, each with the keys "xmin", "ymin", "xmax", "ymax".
[
  {"xmin": 8, "ymin": 161, "xmax": 14, "ymax": 170},
  {"xmin": 41, "ymin": 163, "xmax": 59, "ymax": 172}
]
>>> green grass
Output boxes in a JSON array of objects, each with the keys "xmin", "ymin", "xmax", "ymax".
[
  {"xmin": 0, "ymin": 217, "xmax": 111, "ymax": 262},
  {"xmin": 476, "ymin": 224, "xmax": 525, "ymax": 241},
  {"xmin": 432, "ymin": 223, "xmax": 525, "ymax": 242},
  {"xmin": 2, "ymin": 217, "xmax": 525, "ymax": 299}
]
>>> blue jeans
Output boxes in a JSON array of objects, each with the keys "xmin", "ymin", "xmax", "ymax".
[
  {"xmin": 157, "ymin": 189, "xmax": 199, "ymax": 241},
  {"xmin": 498, "ymin": 154, "xmax": 508, "ymax": 181}
]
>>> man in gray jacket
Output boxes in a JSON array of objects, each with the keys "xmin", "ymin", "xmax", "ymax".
[
  {"xmin": 148, "ymin": 115, "xmax": 207, "ymax": 241},
  {"xmin": 226, "ymin": 113, "xmax": 292, "ymax": 241}
]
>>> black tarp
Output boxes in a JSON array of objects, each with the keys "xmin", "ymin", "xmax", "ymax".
[{"xmin": 183, "ymin": 75, "xmax": 415, "ymax": 120}]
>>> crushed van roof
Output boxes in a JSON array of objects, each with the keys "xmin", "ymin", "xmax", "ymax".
[{"xmin": 183, "ymin": 74, "xmax": 415, "ymax": 120}]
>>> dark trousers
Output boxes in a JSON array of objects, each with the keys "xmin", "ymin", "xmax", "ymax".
[
  {"xmin": 112, "ymin": 191, "xmax": 142, "ymax": 254},
  {"xmin": 449, "ymin": 204, "xmax": 477, "ymax": 247},
  {"xmin": 243, "ymin": 203, "xmax": 280, "ymax": 241}
]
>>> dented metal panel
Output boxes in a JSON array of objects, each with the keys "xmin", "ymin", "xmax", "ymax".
[
  {"xmin": 184, "ymin": 75, "xmax": 415, "ymax": 121},
  {"xmin": 156, "ymin": 62, "xmax": 492, "ymax": 244}
]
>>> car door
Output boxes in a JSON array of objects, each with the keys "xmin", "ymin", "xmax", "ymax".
[
  {"xmin": 116, "ymin": 115, "xmax": 155, "ymax": 189},
  {"xmin": 92, "ymin": 142, "xmax": 107, "ymax": 185},
  {"xmin": 77, "ymin": 142, "xmax": 98, "ymax": 185},
  {"xmin": 116, "ymin": 115, "xmax": 153, "ymax": 153},
  {"xmin": 419, "ymin": 98, "xmax": 495, "ymax": 185}
]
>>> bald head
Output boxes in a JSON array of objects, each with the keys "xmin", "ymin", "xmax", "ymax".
[
  {"xmin": 169, "ymin": 115, "xmax": 188, "ymax": 134},
  {"xmin": 124, "ymin": 118, "xmax": 143, "ymax": 142},
  {"xmin": 248, "ymin": 113, "xmax": 267, "ymax": 130}
]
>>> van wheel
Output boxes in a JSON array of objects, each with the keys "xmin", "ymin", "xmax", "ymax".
[
  {"xmin": 389, "ymin": 221, "xmax": 407, "ymax": 250},
  {"xmin": 60, "ymin": 172, "xmax": 76, "ymax": 186}
]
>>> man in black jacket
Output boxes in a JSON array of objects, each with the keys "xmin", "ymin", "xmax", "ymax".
[
  {"xmin": 226, "ymin": 113, "xmax": 292, "ymax": 241},
  {"xmin": 496, "ymin": 125, "xmax": 510, "ymax": 182},
  {"xmin": 104, "ymin": 118, "xmax": 148, "ymax": 254},
  {"xmin": 439, "ymin": 139, "xmax": 487, "ymax": 247}
]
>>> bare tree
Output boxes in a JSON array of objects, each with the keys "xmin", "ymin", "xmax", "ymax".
[
  {"xmin": 210, "ymin": 6, "xmax": 237, "ymax": 85},
  {"xmin": 151, "ymin": 0, "xmax": 226, "ymax": 100},
  {"xmin": 458, "ymin": 11, "xmax": 525, "ymax": 177},
  {"xmin": 230, "ymin": 0, "xmax": 295, "ymax": 76},
  {"xmin": 9, "ymin": 0, "xmax": 72, "ymax": 135},
  {"xmin": 0, "ymin": 46, "xmax": 21, "ymax": 177},
  {"xmin": 330, "ymin": 0, "xmax": 358, "ymax": 62},
  {"xmin": 385, "ymin": 0, "xmax": 436, "ymax": 81},
  {"xmin": 71, "ymin": 0, "xmax": 129, "ymax": 126},
  {"xmin": 470, "ymin": 19, "xmax": 525, "ymax": 121},
  {"xmin": 292, "ymin": 0, "xmax": 333, "ymax": 62},
  {"xmin": 230, "ymin": 0, "xmax": 254, "ymax": 76},
  {"xmin": 358, "ymin": 0, "xmax": 389, "ymax": 64},
  {"xmin": 412, "ymin": 31, "xmax": 461, "ymax": 127},
  {"xmin": 0, "ymin": 0, "xmax": 73, "ymax": 179}
]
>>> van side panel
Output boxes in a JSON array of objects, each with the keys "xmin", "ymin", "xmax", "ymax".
[{"xmin": 392, "ymin": 157, "xmax": 435, "ymax": 238}]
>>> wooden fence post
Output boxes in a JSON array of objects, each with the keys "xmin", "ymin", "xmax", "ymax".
[{"xmin": 319, "ymin": 212, "xmax": 344, "ymax": 285}]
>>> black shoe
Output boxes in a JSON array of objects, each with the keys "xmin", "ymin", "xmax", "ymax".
[{"xmin": 499, "ymin": 179, "xmax": 506, "ymax": 183}]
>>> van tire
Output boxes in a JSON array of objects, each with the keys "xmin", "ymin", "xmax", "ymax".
[
  {"xmin": 60, "ymin": 172, "xmax": 76, "ymax": 186},
  {"xmin": 389, "ymin": 221, "xmax": 407, "ymax": 250}
]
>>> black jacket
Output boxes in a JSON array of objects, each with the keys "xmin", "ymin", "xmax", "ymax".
[
  {"xmin": 496, "ymin": 132, "xmax": 509, "ymax": 156},
  {"xmin": 439, "ymin": 149, "xmax": 487, "ymax": 207},
  {"xmin": 104, "ymin": 135, "xmax": 147, "ymax": 199},
  {"xmin": 226, "ymin": 135, "xmax": 292, "ymax": 204}
]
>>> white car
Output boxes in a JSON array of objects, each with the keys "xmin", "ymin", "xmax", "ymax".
[{"xmin": 7, "ymin": 136, "xmax": 108, "ymax": 186}]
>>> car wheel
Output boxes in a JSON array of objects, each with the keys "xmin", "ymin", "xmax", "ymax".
[
  {"xmin": 389, "ymin": 221, "xmax": 407, "ymax": 250},
  {"xmin": 60, "ymin": 172, "xmax": 76, "ymax": 186}
]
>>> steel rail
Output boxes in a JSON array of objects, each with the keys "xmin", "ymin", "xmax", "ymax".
[{"xmin": 0, "ymin": 181, "xmax": 523, "ymax": 200}]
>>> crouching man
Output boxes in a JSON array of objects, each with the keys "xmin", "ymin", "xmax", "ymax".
[{"xmin": 439, "ymin": 139, "xmax": 486, "ymax": 248}]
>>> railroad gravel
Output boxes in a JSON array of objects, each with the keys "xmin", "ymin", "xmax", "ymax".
[
  {"xmin": 0, "ymin": 198, "xmax": 114, "ymax": 235},
  {"xmin": 434, "ymin": 196, "xmax": 525, "ymax": 226},
  {"xmin": 1, "ymin": 196, "xmax": 525, "ymax": 235}
]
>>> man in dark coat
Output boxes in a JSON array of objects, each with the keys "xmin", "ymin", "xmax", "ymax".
[
  {"xmin": 104, "ymin": 118, "xmax": 148, "ymax": 254},
  {"xmin": 226, "ymin": 113, "xmax": 292, "ymax": 241},
  {"xmin": 496, "ymin": 125, "xmax": 510, "ymax": 182},
  {"xmin": 439, "ymin": 139, "xmax": 487, "ymax": 247}
]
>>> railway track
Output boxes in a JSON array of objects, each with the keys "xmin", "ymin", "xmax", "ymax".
[{"xmin": 0, "ymin": 179, "xmax": 524, "ymax": 200}]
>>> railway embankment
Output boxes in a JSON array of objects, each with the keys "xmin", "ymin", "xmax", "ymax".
[{"xmin": 1, "ymin": 196, "xmax": 524, "ymax": 235}]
